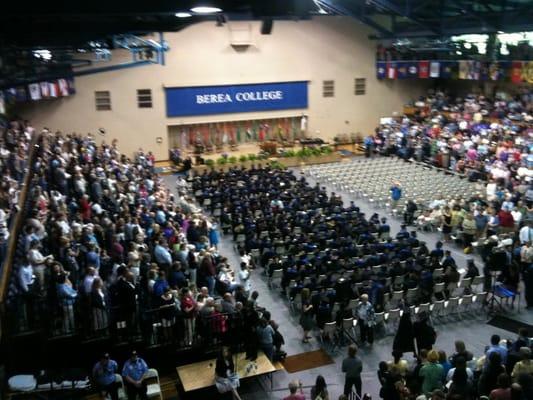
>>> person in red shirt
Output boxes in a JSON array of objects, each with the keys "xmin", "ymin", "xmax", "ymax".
[
  {"xmin": 283, "ymin": 380, "xmax": 305, "ymax": 400},
  {"xmin": 180, "ymin": 287, "xmax": 197, "ymax": 346},
  {"xmin": 498, "ymin": 207, "xmax": 515, "ymax": 233}
]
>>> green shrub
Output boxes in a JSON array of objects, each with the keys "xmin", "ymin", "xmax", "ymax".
[
  {"xmin": 321, "ymin": 146, "xmax": 333, "ymax": 154},
  {"xmin": 228, "ymin": 156, "xmax": 237, "ymax": 164},
  {"xmin": 247, "ymin": 154, "xmax": 257, "ymax": 161},
  {"xmin": 205, "ymin": 159, "xmax": 215, "ymax": 167},
  {"xmin": 216, "ymin": 157, "xmax": 227, "ymax": 165},
  {"xmin": 284, "ymin": 150, "xmax": 296, "ymax": 158},
  {"xmin": 239, "ymin": 155, "xmax": 248, "ymax": 163}
]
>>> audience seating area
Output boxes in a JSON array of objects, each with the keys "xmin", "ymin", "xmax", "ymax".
[{"xmin": 305, "ymin": 158, "xmax": 480, "ymax": 217}]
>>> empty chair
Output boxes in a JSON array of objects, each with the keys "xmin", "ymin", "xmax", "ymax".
[
  {"xmin": 342, "ymin": 318, "xmax": 357, "ymax": 343},
  {"xmin": 471, "ymin": 276, "xmax": 485, "ymax": 293},
  {"xmin": 473, "ymin": 292, "xmax": 487, "ymax": 309},
  {"xmin": 430, "ymin": 300, "xmax": 445, "ymax": 320},
  {"xmin": 459, "ymin": 294, "xmax": 474, "ymax": 316},
  {"xmin": 268, "ymin": 269, "xmax": 283, "ymax": 289},
  {"xmin": 460, "ymin": 278, "xmax": 472, "ymax": 294},
  {"xmin": 416, "ymin": 303, "xmax": 431, "ymax": 316},
  {"xmin": 144, "ymin": 369, "xmax": 163, "ymax": 400},
  {"xmin": 331, "ymin": 302, "xmax": 341, "ymax": 319},
  {"xmin": 385, "ymin": 308, "xmax": 401, "ymax": 334},
  {"xmin": 390, "ymin": 290, "xmax": 404, "ymax": 308},
  {"xmin": 406, "ymin": 287, "xmax": 419, "ymax": 305},
  {"xmin": 321, "ymin": 321, "xmax": 338, "ymax": 344},
  {"xmin": 447, "ymin": 282, "xmax": 459, "ymax": 298},
  {"xmin": 445, "ymin": 297, "xmax": 460, "ymax": 319}
]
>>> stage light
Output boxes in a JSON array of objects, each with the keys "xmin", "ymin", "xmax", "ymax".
[{"xmin": 175, "ymin": 12, "xmax": 192, "ymax": 18}]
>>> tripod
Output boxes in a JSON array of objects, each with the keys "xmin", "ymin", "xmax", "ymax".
[{"xmin": 486, "ymin": 271, "xmax": 504, "ymax": 315}]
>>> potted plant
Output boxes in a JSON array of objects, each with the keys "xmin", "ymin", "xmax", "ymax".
[
  {"xmin": 247, "ymin": 154, "xmax": 257, "ymax": 162},
  {"xmin": 239, "ymin": 155, "xmax": 248, "ymax": 163},
  {"xmin": 205, "ymin": 159, "xmax": 215, "ymax": 168},
  {"xmin": 216, "ymin": 157, "xmax": 227, "ymax": 165},
  {"xmin": 228, "ymin": 156, "xmax": 237, "ymax": 164}
]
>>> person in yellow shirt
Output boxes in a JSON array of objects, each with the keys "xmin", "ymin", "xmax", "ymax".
[
  {"xmin": 512, "ymin": 347, "xmax": 533, "ymax": 379},
  {"xmin": 388, "ymin": 350, "xmax": 409, "ymax": 377}
]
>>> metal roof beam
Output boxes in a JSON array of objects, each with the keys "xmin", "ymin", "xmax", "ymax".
[
  {"xmin": 315, "ymin": 0, "xmax": 393, "ymax": 36},
  {"xmin": 365, "ymin": 0, "xmax": 441, "ymax": 35}
]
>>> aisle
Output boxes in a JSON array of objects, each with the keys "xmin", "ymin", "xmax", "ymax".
[{"xmin": 161, "ymin": 173, "xmax": 518, "ymax": 400}]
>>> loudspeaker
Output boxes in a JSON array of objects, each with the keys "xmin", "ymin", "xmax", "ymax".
[{"xmin": 260, "ymin": 18, "xmax": 273, "ymax": 35}]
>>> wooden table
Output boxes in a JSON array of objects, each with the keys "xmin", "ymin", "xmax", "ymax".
[{"xmin": 176, "ymin": 352, "xmax": 277, "ymax": 393}]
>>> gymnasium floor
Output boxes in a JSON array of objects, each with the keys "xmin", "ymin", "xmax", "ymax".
[{"xmin": 162, "ymin": 167, "xmax": 533, "ymax": 400}]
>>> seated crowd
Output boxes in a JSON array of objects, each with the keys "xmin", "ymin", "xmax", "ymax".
[
  {"xmin": 10, "ymin": 130, "xmax": 281, "ymax": 363},
  {"xmin": 373, "ymin": 91, "xmax": 532, "ymax": 243},
  {"xmin": 192, "ymin": 166, "xmax": 490, "ymax": 325}
]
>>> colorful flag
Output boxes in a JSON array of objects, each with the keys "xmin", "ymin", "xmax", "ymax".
[
  {"xmin": 418, "ymin": 61, "xmax": 429, "ymax": 78},
  {"xmin": 488, "ymin": 62, "xmax": 501, "ymax": 81},
  {"xmin": 511, "ymin": 61, "xmax": 523, "ymax": 83},
  {"xmin": 15, "ymin": 87, "xmax": 27, "ymax": 102},
  {"xmin": 40, "ymin": 82, "xmax": 50, "ymax": 98},
  {"xmin": 407, "ymin": 62, "xmax": 418, "ymax": 78},
  {"xmin": 520, "ymin": 61, "xmax": 533, "ymax": 84},
  {"xmin": 67, "ymin": 78, "xmax": 76, "ymax": 95},
  {"xmin": 49, "ymin": 82, "xmax": 58, "ymax": 97},
  {"xmin": 429, "ymin": 61, "xmax": 440, "ymax": 78},
  {"xmin": 440, "ymin": 61, "xmax": 454, "ymax": 79},
  {"xmin": 58, "ymin": 79, "xmax": 69, "ymax": 96},
  {"xmin": 397, "ymin": 62, "xmax": 408, "ymax": 79},
  {"xmin": 28, "ymin": 83, "xmax": 41, "ymax": 100},
  {"xmin": 0, "ymin": 92, "xmax": 5, "ymax": 114},
  {"xmin": 458, "ymin": 61, "xmax": 469, "ymax": 79},
  {"xmin": 376, "ymin": 62, "xmax": 386, "ymax": 79},
  {"xmin": 387, "ymin": 62, "xmax": 397, "ymax": 79}
]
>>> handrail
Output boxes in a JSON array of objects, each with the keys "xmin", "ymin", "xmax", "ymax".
[{"xmin": 0, "ymin": 133, "xmax": 41, "ymax": 305}]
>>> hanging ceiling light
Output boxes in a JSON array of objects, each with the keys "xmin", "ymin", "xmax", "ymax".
[
  {"xmin": 190, "ymin": 6, "xmax": 222, "ymax": 14},
  {"xmin": 175, "ymin": 12, "xmax": 192, "ymax": 18}
]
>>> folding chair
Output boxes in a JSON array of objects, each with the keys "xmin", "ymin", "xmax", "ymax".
[
  {"xmin": 143, "ymin": 369, "xmax": 163, "ymax": 400},
  {"xmin": 385, "ymin": 308, "xmax": 401, "ymax": 335},
  {"xmin": 268, "ymin": 269, "xmax": 283, "ymax": 289}
]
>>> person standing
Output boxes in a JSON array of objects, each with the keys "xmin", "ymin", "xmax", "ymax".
[
  {"xmin": 300, "ymin": 288, "xmax": 314, "ymax": 343},
  {"xmin": 419, "ymin": 350, "xmax": 444, "ymax": 397},
  {"xmin": 92, "ymin": 353, "xmax": 119, "ymax": 400},
  {"xmin": 342, "ymin": 344, "xmax": 363, "ymax": 398},
  {"xmin": 354, "ymin": 294, "xmax": 375, "ymax": 345},
  {"xmin": 122, "ymin": 350, "xmax": 148, "ymax": 400},
  {"xmin": 390, "ymin": 181, "xmax": 402, "ymax": 210},
  {"xmin": 310, "ymin": 375, "xmax": 329, "ymax": 400}
]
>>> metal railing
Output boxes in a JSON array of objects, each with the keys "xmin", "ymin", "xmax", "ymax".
[{"xmin": 0, "ymin": 132, "xmax": 41, "ymax": 340}]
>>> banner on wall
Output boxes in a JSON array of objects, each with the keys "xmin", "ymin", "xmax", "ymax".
[
  {"xmin": 165, "ymin": 81, "xmax": 308, "ymax": 117},
  {"xmin": 418, "ymin": 61, "xmax": 429, "ymax": 78}
]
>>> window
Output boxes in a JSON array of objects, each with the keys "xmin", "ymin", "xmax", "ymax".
[
  {"xmin": 322, "ymin": 80, "xmax": 334, "ymax": 97},
  {"xmin": 354, "ymin": 78, "xmax": 366, "ymax": 95},
  {"xmin": 137, "ymin": 89, "xmax": 152, "ymax": 108},
  {"xmin": 95, "ymin": 91, "xmax": 111, "ymax": 111}
]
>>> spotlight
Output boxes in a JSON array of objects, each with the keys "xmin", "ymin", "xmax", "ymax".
[{"xmin": 175, "ymin": 12, "xmax": 192, "ymax": 18}]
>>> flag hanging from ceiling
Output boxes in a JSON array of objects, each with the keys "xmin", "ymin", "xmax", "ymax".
[
  {"xmin": 429, "ymin": 61, "xmax": 440, "ymax": 78},
  {"xmin": 28, "ymin": 83, "xmax": 42, "ymax": 100},
  {"xmin": 396, "ymin": 62, "xmax": 408, "ymax": 79},
  {"xmin": 15, "ymin": 87, "xmax": 28, "ymax": 102},
  {"xmin": 40, "ymin": 82, "xmax": 50, "ymax": 98},
  {"xmin": 387, "ymin": 62, "xmax": 397, "ymax": 79},
  {"xmin": 520, "ymin": 61, "xmax": 533, "ymax": 84},
  {"xmin": 458, "ymin": 61, "xmax": 469, "ymax": 79},
  {"xmin": 49, "ymin": 81, "xmax": 59, "ymax": 98},
  {"xmin": 58, "ymin": 79, "xmax": 69, "ymax": 96},
  {"xmin": 376, "ymin": 62, "xmax": 386, "ymax": 79},
  {"xmin": 418, "ymin": 61, "xmax": 429, "ymax": 78},
  {"xmin": 0, "ymin": 92, "xmax": 5, "ymax": 114},
  {"xmin": 488, "ymin": 62, "xmax": 502, "ymax": 81},
  {"xmin": 67, "ymin": 78, "xmax": 76, "ymax": 95},
  {"xmin": 511, "ymin": 61, "xmax": 523, "ymax": 83},
  {"xmin": 440, "ymin": 61, "xmax": 454, "ymax": 79},
  {"xmin": 407, "ymin": 62, "xmax": 418, "ymax": 78}
]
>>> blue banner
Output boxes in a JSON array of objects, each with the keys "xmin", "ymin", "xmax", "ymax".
[
  {"xmin": 376, "ymin": 62, "xmax": 386, "ymax": 79},
  {"xmin": 165, "ymin": 81, "xmax": 308, "ymax": 117}
]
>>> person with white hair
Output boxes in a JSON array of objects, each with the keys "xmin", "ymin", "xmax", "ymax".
[{"xmin": 354, "ymin": 294, "xmax": 376, "ymax": 345}]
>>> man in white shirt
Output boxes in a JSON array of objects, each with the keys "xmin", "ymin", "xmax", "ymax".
[
  {"xmin": 18, "ymin": 262, "xmax": 35, "ymax": 293},
  {"xmin": 83, "ymin": 267, "xmax": 98, "ymax": 295},
  {"xmin": 519, "ymin": 223, "xmax": 533, "ymax": 244}
]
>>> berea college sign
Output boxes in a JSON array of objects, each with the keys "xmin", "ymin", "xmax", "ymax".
[{"xmin": 165, "ymin": 81, "xmax": 308, "ymax": 117}]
